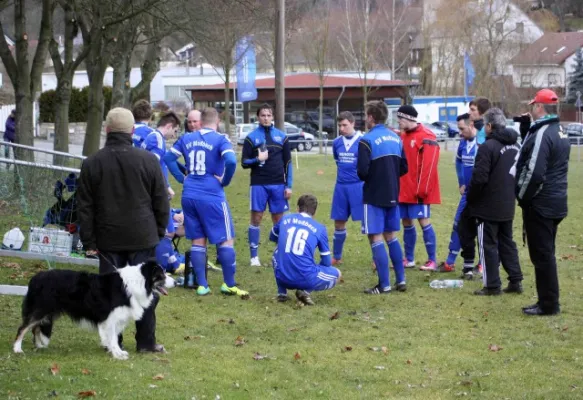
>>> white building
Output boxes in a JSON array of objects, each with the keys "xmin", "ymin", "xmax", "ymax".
[
  {"xmin": 424, "ymin": 0, "xmax": 543, "ymax": 92},
  {"xmin": 509, "ymin": 32, "xmax": 583, "ymax": 93}
]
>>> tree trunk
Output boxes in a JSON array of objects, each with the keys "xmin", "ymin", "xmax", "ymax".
[
  {"xmin": 318, "ymin": 83, "xmax": 324, "ymax": 154},
  {"xmin": 131, "ymin": 38, "xmax": 162, "ymax": 103},
  {"xmin": 111, "ymin": 55, "xmax": 130, "ymax": 108},
  {"xmin": 224, "ymin": 67, "xmax": 231, "ymax": 137},
  {"xmin": 83, "ymin": 73, "xmax": 106, "ymax": 156},
  {"xmin": 53, "ymin": 74, "xmax": 73, "ymax": 164}
]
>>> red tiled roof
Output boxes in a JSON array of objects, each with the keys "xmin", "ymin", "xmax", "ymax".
[
  {"xmin": 510, "ymin": 32, "xmax": 583, "ymax": 66},
  {"xmin": 187, "ymin": 73, "xmax": 413, "ymax": 91}
]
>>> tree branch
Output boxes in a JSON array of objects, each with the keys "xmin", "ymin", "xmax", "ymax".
[
  {"xmin": 30, "ymin": 0, "xmax": 54, "ymax": 96},
  {"xmin": 0, "ymin": 18, "xmax": 18, "ymax": 84}
]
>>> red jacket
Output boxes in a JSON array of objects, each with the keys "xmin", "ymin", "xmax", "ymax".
[{"xmin": 399, "ymin": 124, "xmax": 441, "ymax": 205}]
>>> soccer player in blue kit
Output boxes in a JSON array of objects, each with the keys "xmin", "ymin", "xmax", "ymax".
[
  {"xmin": 242, "ymin": 103, "xmax": 293, "ymax": 267},
  {"xmin": 357, "ymin": 101, "xmax": 408, "ymax": 294},
  {"xmin": 163, "ymin": 108, "xmax": 248, "ymax": 297},
  {"xmin": 330, "ymin": 111, "xmax": 363, "ymax": 265},
  {"xmin": 270, "ymin": 194, "xmax": 341, "ymax": 305},
  {"xmin": 142, "ymin": 111, "xmax": 181, "ymax": 272},
  {"xmin": 131, "ymin": 99, "xmax": 154, "ymax": 148},
  {"xmin": 438, "ymin": 113, "xmax": 479, "ymax": 274}
]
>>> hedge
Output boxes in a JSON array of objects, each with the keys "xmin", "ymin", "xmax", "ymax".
[{"xmin": 39, "ymin": 86, "xmax": 113, "ymax": 123}]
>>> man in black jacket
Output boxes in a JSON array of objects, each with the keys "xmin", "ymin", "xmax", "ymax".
[
  {"xmin": 515, "ymin": 89, "xmax": 570, "ymax": 316},
  {"xmin": 466, "ymin": 108, "xmax": 523, "ymax": 296},
  {"xmin": 77, "ymin": 107, "xmax": 170, "ymax": 352}
]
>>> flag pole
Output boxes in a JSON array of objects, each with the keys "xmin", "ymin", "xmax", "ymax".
[{"xmin": 463, "ymin": 54, "xmax": 467, "ymax": 103}]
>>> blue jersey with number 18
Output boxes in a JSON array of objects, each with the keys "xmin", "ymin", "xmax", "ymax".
[{"xmin": 170, "ymin": 129, "xmax": 234, "ymax": 200}]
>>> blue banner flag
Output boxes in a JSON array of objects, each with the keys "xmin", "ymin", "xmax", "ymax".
[
  {"xmin": 464, "ymin": 52, "xmax": 475, "ymax": 89},
  {"xmin": 235, "ymin": 36, "xmax": 258, "ymax": 102}
]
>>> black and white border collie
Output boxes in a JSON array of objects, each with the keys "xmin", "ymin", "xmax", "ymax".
[{"xmin": 13, "ymin": 260, "xmax": 175, "ymax": 360}]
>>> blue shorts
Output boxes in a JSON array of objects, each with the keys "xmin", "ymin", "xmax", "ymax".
[
  {"xmin": 361, "ymin": 204, "xmax": 401, "ymax": 235},
  {"xmin": 330, "ymin": 182, "xmax": 364, "ymax": 221},
  {"xmin": 182, "ymin": 197, "xmax": 235, "ymax": 244},
  {"xmin": 276, "ymin": 266, "xmax": 341, "ymax": 292},
  {"xmin": 399, "ymin": 203, "xmax": 431, "ymax": 220},
  {"xmin": 250, "ymin": 184, "xmax": 289, "ymax": 213}
]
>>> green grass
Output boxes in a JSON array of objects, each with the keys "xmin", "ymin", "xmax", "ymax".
[{"xmin": 1, "ymin": 153, "xmax": 583, "ymax": 399}]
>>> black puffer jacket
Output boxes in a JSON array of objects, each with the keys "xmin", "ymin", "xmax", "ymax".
[
  {"xmin": 515, "ymin": 117, "xmax": 570, "ymax": 219},
  {"xmin": 77, "ymin": 132, "xmax": 169, "ymax": 252},
  {"xmin": 467, "ymin": 127, "xmax": 520, "ymax": 221}
]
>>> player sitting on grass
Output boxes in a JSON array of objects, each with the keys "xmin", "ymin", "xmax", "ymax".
[{"xmin": 270, "ymin": 194, "xmax": 341, "ymax": 305}]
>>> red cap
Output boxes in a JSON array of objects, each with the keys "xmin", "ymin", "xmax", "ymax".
[{"xmin": 529, "ymin": 89, "xmax": 559, "ymax": 105}]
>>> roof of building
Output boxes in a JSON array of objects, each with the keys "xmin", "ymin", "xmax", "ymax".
[
  {"xmin": 510, "ymin": 32, "xmax": 583, "ymax": 66},
  {"xmin": 187, "ymin": 72, "xmax": 413, "ymax": 91}
]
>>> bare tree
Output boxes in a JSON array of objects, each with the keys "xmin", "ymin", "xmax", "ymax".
[
  {"xmin": 335, "ymin": 0, "xmax": 383, "ymax": 107},
  {"xmin": 76, "ymin": 0, "xmax": 167, "ymax": 156},
  {"xmin": 0, "ymin": 0, "xmax": 53, "ymax": 160},
  {"xmin": 188, "ymin": 0, "xmax": 258, "ymax": 136},
  {"xmin": 299, "ymin": 0, "xmax": 331, "ymax": 153},
  {"xmin": 49, "ymin": 0, "xmax": 91, "ymax": 158}
]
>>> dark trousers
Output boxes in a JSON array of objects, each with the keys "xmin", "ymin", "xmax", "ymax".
[
  {"xmin": 458, "ymin": 208, "xmax": 477, "ymax": 266},
  {"xmin": 523, "ymin": 208, "xmax": 562, "ymax": 311},
  {"xmin": 476, "ymin": 219, "xmax": 522, "ymax": 289},
  {"xmin": 98, "ymin": 248, "xmax": 158, "ymax": 350}
]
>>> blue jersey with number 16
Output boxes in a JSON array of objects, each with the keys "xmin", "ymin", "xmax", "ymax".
[{"xmin": 170, "ymin": 129, "xmax": 234, "ymax": 200}]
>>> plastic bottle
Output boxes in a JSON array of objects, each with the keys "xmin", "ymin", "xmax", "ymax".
[
  {"xmin": 429, "ymin": 279, "xmax": 464, "ymax": 289},
  {"xmin": 259, "ymin": 142, "xmax": 266, "ymax": 167}
]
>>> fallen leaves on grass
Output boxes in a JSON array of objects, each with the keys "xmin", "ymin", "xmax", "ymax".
[
  {"xmin": 287, "ymin": 327, "xmax": 300, "ymax": 332},
  {"xmin": 488, "ymin": 344, "xmax": 503, "ymax": 352},
  {"xmin": 560, "ymin": 254, "xmax": 575, "ymax": 261},
  {"xmin": 293, "ymin": 352, "xmax": 301, "ymax": 360},
  {"xmin": 562, "ymin": 326, "xmax": 569, "ymax": 332},
  {"xmin": 50, "ymin": 363, "xmax": 60, "ymax": 376},
  {"xmin": 234, "ymin": 336, "xmax": 246, "ymax": 346},
  {"xmin": 329, "ymin": 311, "xmax": 340, "ymax": 320},
  {"xmin": 253, "ymin": 352, "xmax": 275, "ymax": 361},
  {"xmin": 341, "ymin": 346, "xmax": 353, "ymax": 353},
  {"xmin": 78, "ymin": 391, "xmax": 96, "ymax": 398},
  {"xmin": 2, "ymin": 262, "xmax": 20, "ymax": 269},
  {"xmin": 81, "ymin": 369, "xmax": 91, "ymax": 375},
  {"xmin": 316, "ymin": 170, "xmax": 324, "ymax": 175},
  {"xmin": 406, "ymin": 359, "xmax": 413, "ymax": 365},
  {"xmin": 151, "ymin": 357, "xmax": 170, "ymax": 364},
  {"xmin": 152, "ymin": 374, "xmax": 165, "ymax": 380},
  {"xmin": 368, "ymin": 346, "xmax": 388, "ymax": 355}
]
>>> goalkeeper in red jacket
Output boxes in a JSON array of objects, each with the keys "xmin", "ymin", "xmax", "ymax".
[{"xmin": 396, "ymin": 105, "xmax": 442, "ymax": 271}]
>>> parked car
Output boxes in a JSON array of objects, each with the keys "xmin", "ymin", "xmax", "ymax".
[
  {"xmin": 565, "ymin": 123, "xmax": 583, "ymax": 145},
  {"xmin": 236, "ymin": 123, "xmax": 257, "ymax": 145},
  {"xmin": 422, "ymin": 122, "xmax": 447, "ymax": 141},
  {"xmin": 284, "ymin": 122, "xmax": 313, "ymax": 152},
  {"xmin": 432, "ymin": 121, "xmax": 459, "ymax": 138}
]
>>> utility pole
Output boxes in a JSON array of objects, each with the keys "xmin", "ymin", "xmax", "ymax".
[{"xmin": 275, "ymin": 0, "xmax": 285, "ymax": 130}]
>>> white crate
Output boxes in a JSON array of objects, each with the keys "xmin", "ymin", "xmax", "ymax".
[{"xmin": 28, "ymin": 227, "xmax": 73, "ymax": 257}]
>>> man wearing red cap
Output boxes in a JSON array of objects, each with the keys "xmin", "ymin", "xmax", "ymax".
[{"xmin": 515, "ymin": 89, "xmax": 570, "ymax": 316}]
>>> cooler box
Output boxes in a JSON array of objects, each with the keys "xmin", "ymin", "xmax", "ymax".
[{"xmin": 28, "ymin": 227, "xmax": 73, "ymax": 257}]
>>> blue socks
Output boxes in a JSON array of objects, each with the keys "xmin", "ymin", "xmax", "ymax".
[
  {"xmin": 248, "ymin": 225, "xmax": 260, "ymax": 258},
  {"xmin": 371, "ymin": 241, "xmax": 390, "ymax": 290},
  {"xmin": 333, "ymin": 229, "xmax": 347, "ymax": 260},
  {"xmin": 217, "ymin": 245, "xmax": 237, "ymax": 287},
  {"xmin": 191, "ymin": 245, "xmax": 208, "ymax": 288},
  {"xmin": 403, "ymin": 225, "xmax": 416, "ymax": 262},
  {"xmin": 423, "ymin": 224, "xmax": 437, "ymax": 262},
  {"xmin": 388, "ymin": 238, "xmax": 405, "ymax": 284}
]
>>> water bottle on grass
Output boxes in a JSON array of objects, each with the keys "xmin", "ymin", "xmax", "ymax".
[{"xmin": 430, "ymin": 279, "xmax": 464, "ymax": 289}]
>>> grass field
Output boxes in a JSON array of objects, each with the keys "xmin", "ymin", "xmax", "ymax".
[{"xmin": 1, "ymin": 152, "xmax": 582, "ymax": 399}]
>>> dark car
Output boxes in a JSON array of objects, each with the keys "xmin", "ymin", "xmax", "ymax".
[
  {"xmin": 565, "ymin": 123, "xmax": 583, "ymax": 145},
  {"xmin": 432, "ymin": 121, "xmax": 459, "ymax": 138}
]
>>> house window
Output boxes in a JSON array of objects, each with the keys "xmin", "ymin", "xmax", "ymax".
[
  {"xmin": 548, "ymin": 73, "xmax": 560, "ymax": 87},
  {"xmin": 164, "ymin": 86, "xmax": 187, "ymax": 101},
  {"xmin": 496, "ymin": 22, "xmax": 504, "ymax": 35},
  {"xmin": 520, "ymin": 74, "xmax": 532, "ymax": 87},
  {"xmin": 516, "ymin": 22, "xmax": 524, "ymax": 34}
]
